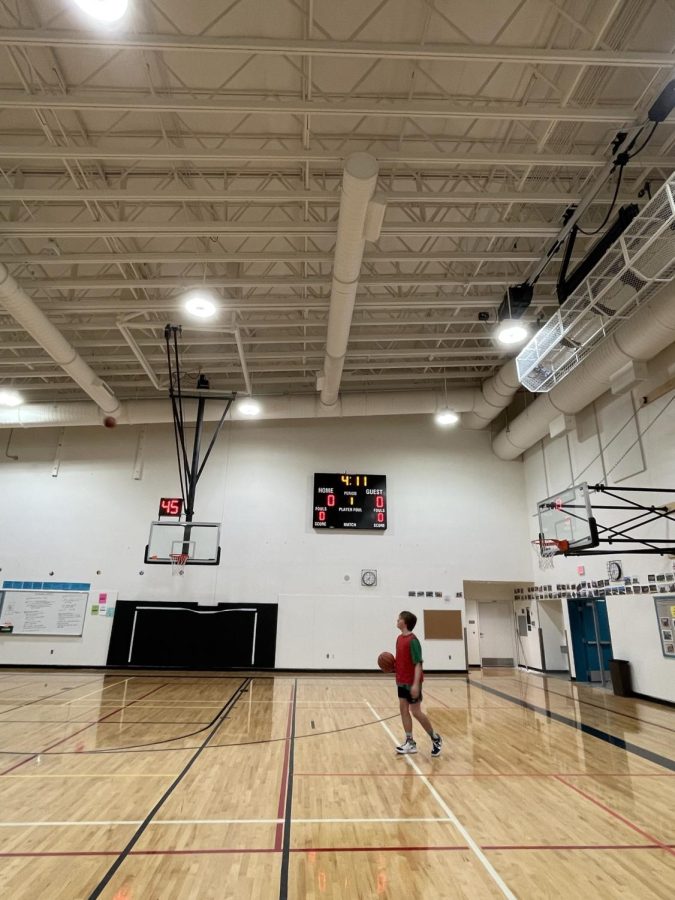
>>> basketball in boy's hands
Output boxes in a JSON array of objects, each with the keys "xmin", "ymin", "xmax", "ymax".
[{"xmin": 377, "ymin": 651, "xmax": 395, "ymax": 673}]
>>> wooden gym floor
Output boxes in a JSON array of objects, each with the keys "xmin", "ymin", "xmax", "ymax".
[{"xmin": 0, "ymin": 668, "xmax": 673, "ymax": 899}]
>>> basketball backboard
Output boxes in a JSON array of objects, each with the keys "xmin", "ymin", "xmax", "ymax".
[
  {"xmin": 145, "ymin": 521, "xmax": 221, "ymax": 565},
  {"xmin": 537, "ymin": 483, "xmax": 599, "ymax": 551}
]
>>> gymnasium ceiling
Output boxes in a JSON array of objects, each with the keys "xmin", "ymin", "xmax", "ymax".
[{"xmin": 0, "ymin": 0, "xmax": 674, "ymax": 404}]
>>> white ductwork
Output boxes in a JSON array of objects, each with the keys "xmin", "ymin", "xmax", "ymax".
[
  {"xmin": 461, "ymin": 358, "xmax": 521, "ymax": 429},
  {"xmin": 492, "ymin": 277, "xmax": 675, "ymax": 460},
  {"xmin": 0, "ymin": 264, "xmax": 121, "ymax": 416},
  {"xmin": 320, "ymin": 153, "xmax": 380, "ymax": 407},
  {"xmin": 0, "ymin": 388, "xmax": 480, "ymax": 429}
]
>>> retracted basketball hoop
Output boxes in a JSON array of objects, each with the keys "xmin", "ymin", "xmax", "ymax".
[
  {"xmin": 169, "ymin": 552, "xmax": 190, "ymax": 576},
  {"xmin": 531, "ymin": 537, "xmax": 569, "ymax": 570}
]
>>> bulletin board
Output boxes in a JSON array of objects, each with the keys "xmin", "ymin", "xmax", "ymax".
[
  {"xmin": 423, "ymin": 609, "xmax": 463, "ymax": 640},
  {"xmin": 0, "ymin": 589, "xmax": 88, "ymax": 636},
  {"xmin": 655, "ymin": 595, "xmax": 675, "ymax": 658}
]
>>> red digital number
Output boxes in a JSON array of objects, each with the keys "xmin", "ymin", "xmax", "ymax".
[
  {"xmin": 159, "ymin": 497, "xmax": 182, "ymax": 517},
  {"xmin": 318, "ymin": 510, "xmax": 326, "ymax": 521},
  {"xmin": 377, "ymin": 512, "xmax": 385, "ymax": 523},
  {"xmin": 327, "ymin": 494, "xmax": 335, "ymax": 507},
  {"xmin": 375, "ymin": 495, "xmax": 384, "ymax": 509}
]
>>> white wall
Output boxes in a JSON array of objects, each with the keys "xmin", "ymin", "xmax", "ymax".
[
  {"xmin": 522, "ymin": 349, "xmax": 675, "ymax": 700},
  {"xmin": 0, "ymin": 414, "xmax": 531, "ymax": 669}
]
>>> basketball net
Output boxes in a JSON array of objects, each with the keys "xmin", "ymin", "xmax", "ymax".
[
  {"xmin": 531, "ymin": 538, "xmax": 565, "ymax": 571},
  {"xmin": 169, "ymin": 553, "xmax": 189, "ymax": 576}
]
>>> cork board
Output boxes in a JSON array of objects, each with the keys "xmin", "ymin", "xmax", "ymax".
[{"xmin": 423, "ymin": 609, "xmax": 463, "ymax": 640}]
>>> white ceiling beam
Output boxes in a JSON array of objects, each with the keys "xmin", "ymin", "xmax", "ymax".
[
  {"xmin": 0, "ymin": 90, "xmax": 637, "ymax": 123},
  {"xmin": 0, "ymin": 221, "xmax": 562, "ymax": 237},
  {"xmin": 0, "ymin": 251, "xmax": 548, "ymax": 265},
  {"xmin": 0, "ymin": 143, "xmax": 665, "ymax": 169},
  {"xmin": 21, "ymin": 274, "xmax": 557, "ymax": 290},
  {"xmin": 0, "ymin": 188, "xmax": 629, "ymax": 205},
  {"xmin": 2, "ymin": 29, "xmax": 673, "ymax": 68}
]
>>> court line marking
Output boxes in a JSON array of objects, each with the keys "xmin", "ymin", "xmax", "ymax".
[
  {"xmin": 58, "ymin": 677, "xmax": 136, "ymax": 704},
  {"xmin": 554, "ymin": 775, "xmax": 675, "ymax": 857},
  {"xmin": 86, "ymin": 678, "xmax": 251, "ymax": 900},
  {"xmin": 365, "ymin": 700, "xmax": 517, "ymax": 900},
  {"xmin": 292, "ymin": 771, "xmax": 675, "ymax": 778},
  {"xmin": 468, "ymin": 680, "xmax": 675, "ymax": 772},
  {"xmin": 0, "ymin": 817, "xmax": 450, "ymax": 827},
  {"xmin": 0, "ymin": 683, "xmax": 169, "ymax": 777},
  {"xmin": 1, "ymin": 844, "xmax": 671, "ymax": 859}
]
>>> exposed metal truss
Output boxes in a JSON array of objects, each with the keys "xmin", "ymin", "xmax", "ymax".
[{"xmin": 0, "ymin": 0, "xmax": 673, "ymax": 403}]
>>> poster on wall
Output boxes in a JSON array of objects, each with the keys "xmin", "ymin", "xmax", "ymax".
[
  {"xmin": 654, "ymin": 596, "xmax": 675, "ymax": 658},
  {"xmin": 0, "ymin": 589, "xmax": 89, "ymax": 636}
]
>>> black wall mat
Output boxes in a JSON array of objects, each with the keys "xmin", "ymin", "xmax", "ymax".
[{"xmin": 107, "ymin": 600, "xmax": 277, "ymax": 669}]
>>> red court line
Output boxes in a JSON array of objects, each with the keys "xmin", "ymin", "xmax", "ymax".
[
  {"xmin": 0, "ymin": 683, "xmax": 168, "ymax": 777},
  {"xmin": 1, "ymin": 843, "xmax": 673, "ymax": 858},
  {"xmin": 274, "ymin": 684, "xmax": 295, "ymax": 851},
  {"xmin": 293, "ymin": 772, "xmax": 675, "ymax": 778},
  {"xmin": 0, "ymin": 676, "xmax": 110, "ymax": 715},
  {"xmin": 554, "ymin": 775, "xmax": 675, "ymax": 857}
]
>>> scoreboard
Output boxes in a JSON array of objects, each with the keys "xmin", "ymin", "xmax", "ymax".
[{"xmin": 313, "ymin": 473, "xmax": 387, "ymax": 530}]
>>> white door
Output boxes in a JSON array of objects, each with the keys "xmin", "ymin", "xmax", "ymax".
[{"xmin": 478, "ymin": 601, "xmax": 515, "ymax": 666}]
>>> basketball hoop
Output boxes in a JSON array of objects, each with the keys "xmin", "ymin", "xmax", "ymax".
[
  {"xmin": 531, "ymin": 538, "xmax": 569, "ymax": 571},
  {"xmin": 169, "ymin": 552, "xmax": 189, "ymax": 576}
]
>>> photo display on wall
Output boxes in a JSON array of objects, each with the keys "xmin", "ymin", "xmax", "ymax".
[
  {"xmin": 655, "ymin": 595, "xmax": 675, "ymax": 658},
  {"xmin": 312, "ymin": 473, "xmax": 387, "ymax": 530}
]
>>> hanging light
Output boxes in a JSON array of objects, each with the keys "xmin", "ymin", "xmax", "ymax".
[
  {"xmin": 435, "ymin": 409, "xmax": 459, "ymax": 426},
  {"xmin": 0, "ymin": 389, "xmax": 23, "ymax": 407},
  {"xmin": 495, "ymin": 318, "xmax": 530, "ymax": 345},
  {"xmin": 72, "ymin": 0, "xmax": 129, "ymax": 23},
  {"xmin": 184, "ymin": 290, "xmax": 217, "ymax": 319},
  {"xmin": 238, "ymin": 399, "xmax": 261, "ymax": 417}
]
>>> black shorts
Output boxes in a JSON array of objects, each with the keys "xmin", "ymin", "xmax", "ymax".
[{"xmin": 397, "ymin": 685, "xmax": 422, "ymax": 704}]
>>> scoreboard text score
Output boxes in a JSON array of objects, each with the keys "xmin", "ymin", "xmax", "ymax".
[{"xmin": 313, "ymin": 473, "xmax": 387, "ymax": 530}]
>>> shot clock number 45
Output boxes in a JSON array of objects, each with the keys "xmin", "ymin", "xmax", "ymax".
[{"xmin": 313, "ymin": 473, "xmax": 387, "ymax": 530}]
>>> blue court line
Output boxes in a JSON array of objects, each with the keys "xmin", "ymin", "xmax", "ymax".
[{"xmin": 469, "ymin": 679, "xmax": 675, "ymax": 773}]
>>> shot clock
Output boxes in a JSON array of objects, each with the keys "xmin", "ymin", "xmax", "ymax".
[
  {"xmin": 158, "ymin": 497, "xmax": 183, "ymax": 518},
  {"xmin": 313, "ymin": 473, "xmax": 387, "ymax": 530}
]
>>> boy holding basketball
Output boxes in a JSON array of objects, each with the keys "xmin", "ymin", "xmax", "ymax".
[{"xmin": 394, "ymin": 611, "xmax": 442, "ymax": 756}]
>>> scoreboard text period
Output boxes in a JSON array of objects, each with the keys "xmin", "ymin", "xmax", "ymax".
[{"xmin": 313, "ymin": 473, "xmax": 387, "ymax": 530}]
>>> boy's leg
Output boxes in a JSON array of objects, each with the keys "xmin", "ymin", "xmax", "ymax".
[
  {"xmin": 396, "ymin": 697, "xmax": 417, "ymax": 753},
  {"xmin": 411, "ymin": 702, "xmax": 443, "ymax": 754},
  {"xmin": 399, "ymin": 698, "xmax": 413, "ymax": 734}
]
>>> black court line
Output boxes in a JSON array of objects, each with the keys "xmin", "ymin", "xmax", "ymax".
[
  {"xmin": 470, "ymin": 679, "xmax": 675, "ymax": 773},
  {"xmin": 86, "ymin": 677, "xmax": 250, "ymax": 900},
  {"xmin": 278, "ymin": 678, "xmax": 297, "ymax": 900},
  {"xmin": 0, "ymin": 676, "xmax": 127, "ymax": 716},
  {"xmin": 519, "ymin": 679, "xmax": 675, "ymax": 734}
]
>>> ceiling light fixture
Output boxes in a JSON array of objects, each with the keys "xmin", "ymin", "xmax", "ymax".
[
  {"xmin": 496, "ymin": 319, "xmax": 530, "ymax": 346},
  {"xmin": 184, "ymin": 291, "xmax": 217, "ymax": 319},
  {"xmin": 435, "ymin": 409, "xmax": 459, "ymax": 426},
  {"xmin": 0, "ymin": 389, "xmax": 23, "ymax": 407},
  {"xmin": 238, "ymin": 399, "xmax": 261, "ymax": 417},
  {"xmin": 72, "ymin": 0, "xmax": 129, "ymax": 23}
]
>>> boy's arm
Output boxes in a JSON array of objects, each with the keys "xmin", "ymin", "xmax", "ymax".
[{"xmin": 410, "ymin": 662, "xmax": 423, "ymax": 698}]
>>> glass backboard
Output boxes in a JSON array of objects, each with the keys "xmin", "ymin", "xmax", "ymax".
[
  {"xmin": 145, "ymin": 521, "xmax": 221, "ymax": 565},
  {"xmin": 537, "ymin": 483, "xmax": 598, "ymax": 550}
]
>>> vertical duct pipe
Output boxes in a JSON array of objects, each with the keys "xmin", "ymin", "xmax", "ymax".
[{"xmin": 320, "ymin": 153, "xmax": 379, "ymax": 407}]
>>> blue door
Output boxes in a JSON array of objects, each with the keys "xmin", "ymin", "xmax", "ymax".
[{"xmin": 567, "ymin": 598, "xmax": 613, "ymax": 684}]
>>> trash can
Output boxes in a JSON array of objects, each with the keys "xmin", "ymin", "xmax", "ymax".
[{"xmin": 609, "ymin": 659, "xmax": 632, "ymax": 697}]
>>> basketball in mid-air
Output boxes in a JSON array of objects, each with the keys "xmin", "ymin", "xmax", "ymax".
[
  {"xmin": 377, "ymin": 651, "xmax": 395, "ymax": 673},
  {"xmin": 103, "ymin": 416, "xmax": 117, "ymax": 428}
]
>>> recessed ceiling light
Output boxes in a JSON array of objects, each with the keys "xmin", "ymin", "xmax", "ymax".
[
  {"xmin": 72, "ymin": 0, "xmax": 129, "ymax": 23},
  {"xmin": 238, "ymin": 399, "xmax": 261, "ymax": 417},
  {"xmin": 184, "ymin": 291, "xmax": 217, "ymax": 319},
  {"xmin": 0, "ymin": 389, "xmax": 23, "ymax": 407},
  {"xmin": 435, "ymin": 409, "xmax": 459, "ymax": 426},
  {"xmin": 496, "ymin": 319, "xmax": 530, "ymax": 346}
]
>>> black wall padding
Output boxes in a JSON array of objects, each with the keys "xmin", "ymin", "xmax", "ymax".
[{"xmin": 107, "ymin": 600, "xmax": 277, "ymax": 669}]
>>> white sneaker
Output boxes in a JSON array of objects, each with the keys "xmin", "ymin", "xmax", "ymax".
[{"xmin": 395, "ymin": 738, "xmax": 417, "ymax": 754}]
